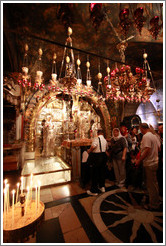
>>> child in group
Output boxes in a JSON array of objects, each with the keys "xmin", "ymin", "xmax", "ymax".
[
  {"xmin": 80, "ymin": 147, "xmax": 91, "ymax": 188},
  {"xmin": 127, "ymin": 150, "xmax": 143, "ymax": 190}
]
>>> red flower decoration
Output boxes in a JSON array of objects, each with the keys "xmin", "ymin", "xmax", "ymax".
[
  {"xmin": 121, "ymin": 66, "xmax": 126, "ymax": 73},
  {"xmin": 135, "ymin": 67, "xmax": 141, "ymax": 73}
]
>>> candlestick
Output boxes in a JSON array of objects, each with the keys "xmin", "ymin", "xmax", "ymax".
[
  {"xmin": 21, "ymin": 176, "xmax": 24, "ymax": 194},
  {"xmin": 16, "ymin": 183, "xmax": 20, "ymax": 204}
]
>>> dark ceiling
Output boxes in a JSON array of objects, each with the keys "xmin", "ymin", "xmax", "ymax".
[{"xmin": 3, "ymin": 3, "xmax": 163, "ymax": 91}]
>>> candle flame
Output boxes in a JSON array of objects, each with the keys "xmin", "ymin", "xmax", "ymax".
[
  {"xmin": 12, "ymin": 190, "xmax": 15, "ymax": 194},
  {"xmin": 38, "ymin": 180, "xmax": 41, "ymax": 186},
  {"xmin": 4, "ymin": 179, "xmax": 8, "ymax": 184},
  {"xmin": 17, "ymin": 182, "xmax": 20, "ymax": 187}
]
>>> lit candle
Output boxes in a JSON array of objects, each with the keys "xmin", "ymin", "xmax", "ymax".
[
  {"xmin": 16, "ymin": 183, "xmax": 20, "ymax": 204},
  {"xmin": 36, "ymin": 70, "xmax": 43, "ymax": 79},
  {"xmin": 26, "ymin": 186, "xmax": 30, "ymax": 203},
  {"xmin": 30, "ymin": 174, "xmax": 33, "ymax": 200},
  {"xmin": 6, "ymin": 184, "xmax": 9, "ymax": 213},
  {"xmin": 21, "ymin": 176, "xmax": 24, "ymax": 194},
  {"xmin": 35, "ymin": 185, "xmax": 38, "ymax": 206},
  {"xmin": 88, "ymin": 110, "xmax": 91, "ymax": 122},
  {"xmin": 22, "ymin": 66, "xmax": 29, "ymax": 75},
  {"xmin": 86, "ymin": 79, "xmax": 91, "ymax": 87},
  {"xmin": 12, "ymin": 190, "xmax": 15, "ymax": 227},
  {"xmin": 77, "ymin": 78, "xmax": 82, "ymax": 85},
  {"xmin": 51, "ymin": 73, "xmax": 57, "ymax": 82},
  {"xmin": 4, "ymin": 180, "xmax": 8, "ymax": 214},
  {"xmin": 12, "ymin": 190, "xmax": 15, "ymax": 208},
  {"xmin": 4, "ymin": 179, "xmax": 8, "ymax": 188},
  {"xmin": 35, "ymin": 185, "xmax": 37, "ymax": 203},
  {"xmin": 4, "ymin": 188, "xmax": 7, "ymax": 219},
  {"xmin": 38, "ymin": 181, "xmax": 41, "ymax": 207},
  {"xmin": 25, "ymin": 186, "xmax": 30, "ymax": 215}
]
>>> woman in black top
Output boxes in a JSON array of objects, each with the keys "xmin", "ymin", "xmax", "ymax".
[{"xmin": 109, "ymin": 128, "xmax": 127, "ymax": 187}]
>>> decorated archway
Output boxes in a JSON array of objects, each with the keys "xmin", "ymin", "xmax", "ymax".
[{"xmin": 24, "ymin": 86, "xmax": 111, "ymax": 154}]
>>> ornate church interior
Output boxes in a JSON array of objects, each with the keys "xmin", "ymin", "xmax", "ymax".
[{"xmin": 2, "ymin": 2, "xmax": 164, "ymax": 244}]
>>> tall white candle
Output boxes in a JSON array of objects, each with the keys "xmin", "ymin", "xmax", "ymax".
[
  {"xmin": 25, "ymin": 187, "xmax": 30, "ymax": 215},
  {"xmin": 38, "ymin": 181, "xmax": 41, "ymax": 207},
  {"xmin": 4, "ymin": 179, "xmax": 8, "ymax": 211},
  {"xmin": 16, "ymin": 183, "xmax": 20, "ymax": 204},
  {"xmin": 4, "ymin": 189, "xmax": 7, "ymax": 218},
  {"xmin": 88, "ymin": 110, "xmax": 91, "ymax": 122},
  {"xmin": 6, "ymin": 184, "xmax": 9, "ymax": 212},
  {"xmin": 21, "ymin": 176, "xmax": 24, "ymax": 194},
  {"xmin": 26, "ymin": 186, "xmax": 30, "ymax": 203},
  {"xmin": 30, "ymin": 174, "xmax": 33, "ymax": 200},
  {"xmin": 12, "ymin": 190, "xmax": 15, "ymax": 208},
  {"xmin": 35, "ymin": 185, "xmax": 38, "ymax": 206},
  {"xmin": 4, "ymin": 179, "xmax": 8, "ymax": 188},
  {"xmin": 4, "ymin": 188, "xmax": 8, "ymax": 226},
  {"xmin": 12, "ymin": 190, "xmax": 15, "ymax": 227}
]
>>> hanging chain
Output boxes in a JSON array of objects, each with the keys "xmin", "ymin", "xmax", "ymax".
[{"xmin": 104, "ymin": 12, "xmax": 122, "ymax": 42}]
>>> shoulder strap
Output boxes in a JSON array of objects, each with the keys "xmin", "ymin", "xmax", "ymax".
[{"xmin": 98, "ymin": 137, "xmax": 102, "ymax": 152}]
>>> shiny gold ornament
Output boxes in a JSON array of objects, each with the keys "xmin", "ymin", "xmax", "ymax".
[
  {"xmin": 38, "ymin": 48, "xmax": 43, "ymax": 56},
  {"xmin": 107, "ymin": 67, "xmax": 110, "ymax": 73},
  {"xmin": 97, "ymin": 72, "xmax": 102, "ymax": 79},
  {"xmin": 66, "ymin": 56, "xmax": 70, "ymax": 63},
  {"xmin": 25, "ymin": 44, "xmax": 29, "ymax": 52},
  {"xmin": 53, "ymin": 53, "xmax": 57, "ymax": 60},
  {"xmin": 77, "ymin": 59, "xmax": 81, "ymax": 66},
  {"xmin": 143, "ymin": 53, "xmax": 148, "ymax": 59},
  {"xmin": 68, "ymin": 27, "xmax": 72, "ymax": 36},
  {"xmin": 86, "ymin": 61, "xmax": 90, "ymax": 68}
]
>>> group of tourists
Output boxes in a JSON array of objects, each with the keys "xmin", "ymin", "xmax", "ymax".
[{"xmin": 82, "ymin": 122, "xmax": 163, "ymax": 211}]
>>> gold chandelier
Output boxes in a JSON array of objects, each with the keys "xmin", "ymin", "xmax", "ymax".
[
  {"xmin": 10, "ymin": 27, "xmax": 155, "ymax": 106},
  {"xmin": 105, "ymin": 42, "xmax": 155, "ymax": 103}
]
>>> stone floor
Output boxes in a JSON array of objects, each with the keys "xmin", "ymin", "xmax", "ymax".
[{"xmin": 3, "ymin": 176, "xmax": 163, "ymax": 244}]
